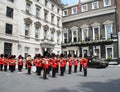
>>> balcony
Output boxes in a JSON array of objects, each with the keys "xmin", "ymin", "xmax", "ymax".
[
  {"xmin": 40, "ymin": 38, "xmax": 55, "ymax": 48},
  {"xmin": 62, "ymin": 38, "xmax": 113, "ymax": 48}
]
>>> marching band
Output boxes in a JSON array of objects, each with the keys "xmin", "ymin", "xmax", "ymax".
[{"xmin": 0, "ymin": 53, "xmax": 88, "ymax": 80}]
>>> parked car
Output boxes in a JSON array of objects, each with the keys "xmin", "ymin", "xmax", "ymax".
[{"xmin": 88, "ymin": 56, "xmax": 109, "ymax": 68}]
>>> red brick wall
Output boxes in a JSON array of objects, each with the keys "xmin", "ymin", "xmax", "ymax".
[{"xmin": 117, "ymin": 0, "xmax": 120, "ymax": 32}]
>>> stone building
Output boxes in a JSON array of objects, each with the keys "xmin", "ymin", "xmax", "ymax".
[
  {"xmin": 62, "ymin": 0, "xmax": 118, "ymax": 60},
  {"xmin": 0, "ymin": 0, "xmax": 63, "ymax": 58}
]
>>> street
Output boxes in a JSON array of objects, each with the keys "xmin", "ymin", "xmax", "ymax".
[{"xmin": 0, "ymin": 65, "xmax": 120, "ymax": 92}]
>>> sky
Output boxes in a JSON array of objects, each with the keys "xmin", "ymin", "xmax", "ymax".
[{"xmin": 61, "ymin": 0, "xmax": 94, "ymax": 5}]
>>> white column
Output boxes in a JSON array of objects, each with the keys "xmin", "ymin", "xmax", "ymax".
[
  {"xmin": 118, "ymin": 32, "xmax": 120, "ymax": 64},
  {"xmin": 72, "ymin": 31, "xmax": 73, "ymax": 42}
]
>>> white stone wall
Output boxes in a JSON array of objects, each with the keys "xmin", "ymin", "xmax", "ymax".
[{"xmin": 0, "ymin": 0, "xmax": 62, "ymax": 57}]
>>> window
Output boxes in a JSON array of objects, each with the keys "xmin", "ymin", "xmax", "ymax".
[
  {"xmin": 71, "ymin": 7, "xmax": 77, "ymax": 14},
  {"xmin": 51, "ymin": 32, "xmax": 54, "ymax": 41},
  {"xmin": 25, "ymin": 23, "xmax": 30, "ymax": 36},
  {"xmin": 4, "ymin": 43, "xmax": 12, "ymax": 56},
  {"xmin": 44, "ymin": 30, "xmax": 47, "ymax": 39},
  {"xmin": 57, "ymin": 8, "xmax": 60, "ymax": 14},
  {"xmin": 44, "ymin": 10, "xmax": 48, "ymax": 21},
  {"xmin": 82, "ymin": 28, "xmax": 88, "ymax": 41},
  {"xmin": 93, "ymin": 27, "xmax": 100, "ymax": 40},
  {"xmin": 51, "ymin": 14, "xmax": 54, "ymax": 24},
  {"xmin": 105, "ymin": 24, "xmax": 112, "ymax": 39},
  {"xmin": 81, "ymin": 4, "xmax": 88, "ymax": 12},
  {"xmin": 64, "ymin": 33, "xmax": 68, "ymax": 43},
  {"xmin": 57, "ymin": 31, "xmax": 60, "ymax": 44},
  {"xmin": 57, "ymin": 17, "xmax": 60, "ymax": 27},
  {"xmin": 73, "ymin": 31, "xmax": 77, "ymax": 42},
  {"xmin": 45, "ymin": 0, "xmax": 48, "ymax": 6},
  {"xmin": 92, "ymin": 1, "xmax": 99, "ymax": 9},
  {"xmin": 35, "ymin": 48, "xmax": 39, "ymax": 54},
  {"xmin": 7, "ymin": 0, "xmax": 14, "ymax": 2},
  {"xmin": 36, "ymin": 7, "xmax": 40, "ymax": 17},
  {"xmin": 26, "ymin": 3, "xmax": 31, "ymax": 13},
  {"xmin": 35, "ymin": 26, "xmax": 39, "ymax": 38},
  {"xmin": 63, "ymin": 10, "xmax": 68, "ymax": 16},
  {"xmin": 24, "ymin": 47, "xmax": 29, "ymax": 58},
  {"xmin": 103, "ymin": 0, "xmax": 111, "ymax": 7},
  {"xmin": 6, "ymin": 7, "xmax": 13, "ymax": 18},
  {"xmin": 51, "ymin": 4, "xmax": 54, "ymax": 10},
  {"xmin": 5, "ymin": 23, "xmax": 13, "ymax": 34},
  {"xmin": 106, "ymin": 47, "xmax": 112, "ymax": 59}
]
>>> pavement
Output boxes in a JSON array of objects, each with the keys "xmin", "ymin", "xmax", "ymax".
[{"xmin": 0, "ymin": 65, "xmax": 120, "ymax": 92}]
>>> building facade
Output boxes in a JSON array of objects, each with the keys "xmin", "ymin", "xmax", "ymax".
[
  {"xmin": 0, "ymin": 0, "xmax": 63, "ymax": 58},
  {"xmin": 62, "ymin": 0, "xmax": 118, "ymax": 60}
]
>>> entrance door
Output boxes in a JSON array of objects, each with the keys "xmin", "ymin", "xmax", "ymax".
[{"xmin": 4, "ymin": 43, "xmax": 12, "ymax": 56}]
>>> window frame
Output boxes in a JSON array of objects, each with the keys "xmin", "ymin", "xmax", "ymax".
[
  {"xmin": 104, "ymin": 24, "xmax": 112, "ymax": 39},
  {"xmin": 71, "ymin": 7, "xmax": 77, "ymax": 14},
  {"xmin": 103, "ymin": 0, "xmax": 111, "ymax": 7},
  {"xmin": 81, "ymin": 4, "xmax": 88, "ymax": 12},
  {"xmin": 63, "ymin": 9, "xmax": 68, "ymax": 16},
  {"xmin": 92, "ymin": 1, "xmax": 99, "ymax": 10},
  {"xmin": 5, "ymin": 23, "xmax": 13, "ymax": 34}
]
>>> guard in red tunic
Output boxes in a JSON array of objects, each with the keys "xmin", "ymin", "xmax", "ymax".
[
  {"xmin": 9, "ymin": 55, "xmax": 16, "ymax": 72},
  {"xmin": 18, "ymin": 55, "xmax": 23, "ymax": 72},
  {"xmin": 43, "ymin": 56, "xmax": 49, "ymax": 79},
  {"xmin": 79, "ymin": 55, "xmax": 83, "ymax": 72},
  {"xmin": 0, "ymin": 54, "xmax": 4, "ymax": 71},
  {"xmin": 3, "ymin": 54, "xmax": 8, "ymax": 72},
  {"xmin": 52, "ymin": 57, "xmax": 57, "ymax": 77},
  {"xmin": 60, "ymin": 55, "xmax": 65, "ymax": 76},
  {"xmin": 68, "ymin": 54, "xmax": 72, "ymax": 74},
  {"xmin": 83, "ymin": 58, "xmax": 88, "ymax": 76},
  {"xmin": 36, "ymin": 54, "xmax": 42, "ymax": 76},
  {"xmin": 74, "ymin": 55, "xmax": 78, "ymax": 73}
]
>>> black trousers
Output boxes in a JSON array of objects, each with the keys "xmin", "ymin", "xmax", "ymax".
[
  {"xmin": 4, "ymin": 65, "xmax": 7, "ymax": 71},
  {"xmin": 83, "ymin": 68, "xmax": 87, "ymax": 76},
  {"xmin": 48, "ymin": 66, "xmax": 51, "ymax": 74},
  {"xmin": 0, "ymin": 64, "xmax": 3, "ymax": 71},
  {"xmin": 10, "ymin": 65, "xmax": 15, "ymax": 72},
  {"xmin": 60, "ymin": 67, "xmax": 64, "ymax": 76},
  {"xmin": 74, "ymin": 66, "xmax": 77, "ymax": 73},
  {"xmin": 37, "ymin": 67, "xmax": 42, "ymax": 75},
  {"xmin": 28, "ymin": 67, "xmax": 31, "ymax": 74},
  {"xmin": 56, "ymin": 65, "xmax": 59, "ymax": 73},
  {"xmin": 43, "ymin": 68, "xmax": 48, "ymax": 79},
  {"xmin": 18, "ymin": 65, "xmax": 22, "ymax": 72},
  {"xmin": 80, "ymin": 64, "xmax": 82, "ymax": 72},
  {"xmin": 68, "ymin": 66, "xmax": 72, "ymax": 74},
  {"xmin": 52, "ymin": 68, "xmax": 56, "ymax": 77}
]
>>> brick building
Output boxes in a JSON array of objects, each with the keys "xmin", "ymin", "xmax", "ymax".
[{"xmin": 62, "ymin": 0, "xmax": 118, "ymax": 61}]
